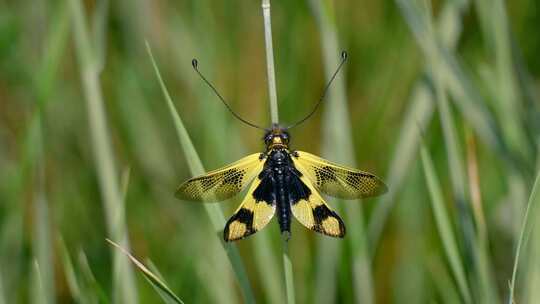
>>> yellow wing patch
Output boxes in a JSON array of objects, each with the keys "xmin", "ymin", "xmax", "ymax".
[
  {"xmin": 291, "ymin": 175, "xmax": 345, "ymax": 238},
  {"xmin": 176, "ymin": 153, "xmax": 264, "ymax": 202},
  {"xmin": 292, "ymin": 151, "xmax": 387, "ymax": 199},
  {"xmin": 224, "ymin": 178, "xmax": 276, "ymax": 241}
]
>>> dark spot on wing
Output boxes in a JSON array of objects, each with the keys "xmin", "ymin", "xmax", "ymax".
[
  {"xmin": 312, "ymin": 205, "xmax": 332, "ymax": 224},
  {"xmin": 221, "ymin": 169, "xmax": 245, "ymax": 188},
  {"xmin": 223, "ymin": 208, "xmax": 254, "ymax": 241},
  {"xmin": 312, "ymin": 166, "xmax": 338, "ymax": 187},
  {"xmin": 199, "ymin": 177, "xmax": 215, "ymax": 192},
  {"xmin": 234, "ymin": 208, "xmax": 254, "ymax": 225},
  {"xmin": 312, "ymin": 205, "xmax": 346, "ymax": 237}
]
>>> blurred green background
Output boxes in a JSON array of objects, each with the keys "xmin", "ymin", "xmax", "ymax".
[{"xmin": 1, "ymin": 0, "xmax": 540, "ymax": 303}]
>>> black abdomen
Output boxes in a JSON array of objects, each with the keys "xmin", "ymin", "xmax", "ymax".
[{"xmin": 276, "ymin": 170, "xmax": 291, "ymax": 233}]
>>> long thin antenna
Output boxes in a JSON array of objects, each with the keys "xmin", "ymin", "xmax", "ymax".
[
  {"xmin": 191, "ymin": 59, "xmax": 266, "ymax": 130},
  {"xmin": 286, "ymin": 51, "xmax": 348, "ymax": 129}
]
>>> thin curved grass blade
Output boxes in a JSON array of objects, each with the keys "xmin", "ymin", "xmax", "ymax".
[
  {"xmin": 509, "ymin": 171, "xmax": 540, "ymax": 303},
  {"xmin": 107, "ymin": 239, "xmax": 184, "ymax": 304},
  {"xmin": 420, "ymin": 144, "xmax": 472, "ymax": 303},
  {"xmin": 145, "ymin": 42, "xmax": 256, "ymax": 304}
]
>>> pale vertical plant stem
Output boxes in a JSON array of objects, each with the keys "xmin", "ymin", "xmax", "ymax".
[
  {"xmin": 146, "ymin": 43, "xmax": 256, "ymax": 304},
  {"xmin": 253, "ymin": 236, "xmax": 283, "ymax": 304},
  {"xmin": 69, "ymin": 1, "xmax": 138, "ymax": 303},
  {"xmin": 262, "ymin": 0, "xmax": 279, "ymax": 124},
  {"xmin": 282, "ymin": 239, "xmax": 295, "ymax": 304},
  {"xmin": 261, "ymin": 1, "xmax": 295, "ymax": 303}
]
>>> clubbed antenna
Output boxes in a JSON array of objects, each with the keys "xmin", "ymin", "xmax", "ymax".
[
  {"xmin": 286, "ymin": 51, "xmax": 349, "ymax": 129},
  {"xmin": 192, "ymin": 59, "xmax": 266, "ymax": 130}
]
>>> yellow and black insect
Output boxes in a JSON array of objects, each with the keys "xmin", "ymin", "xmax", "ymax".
[{"xmin": 176, "ymin": 52, "xmax": 387, "ymax": 242}]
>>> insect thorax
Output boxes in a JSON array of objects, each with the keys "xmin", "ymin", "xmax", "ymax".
[{"xmin": 266, "ymin": 149, "xmax": 292, "ymax": 167}]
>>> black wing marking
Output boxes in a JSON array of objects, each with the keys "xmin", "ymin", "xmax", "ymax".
[
  {"xmin": 290, "ymin": 171, "xmax": 346, "ymax": 237},
  {"xmin": 224, "ymin": 175, "xmax": 276, "ymax": 241}
]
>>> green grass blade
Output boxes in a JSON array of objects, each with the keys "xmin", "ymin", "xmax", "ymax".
[
  {"xmin": 146, "ymin": 42, "xmax": 256, "ymax": 304},
  {"xmin": 107, "ymin": 240, "xmax": 184, "ymax": 304},
  {"xmin": 252, "ymin": 235, "xmax": 283, "ymax": 304},
  {"xmin": 427, "ymin": 257, "xmax": 461, "ymax": 303},
  {"xmin": 509, "ymin": 171, "xmax": 540, "ymax": 303},
  {"xmin": 420, "ymin": 144, "xmax": 472, "ymax": 304},
  {"xmin": 0, "ymin": 272, "xmax": 5, "ymax": 304},
  {"xmin": 91, "ymin": 0, "xmax": 109, "ymax": 73},
  {"xmin": 59, "ymin": 240, "xmax": 106, "ymax": 304},
  {"xmin": 58, "ymin": 239, "xmax": 84, "ymax": 304},
  {"xmin": 395, "ymin": 0, "xmax": 508, "ymax": 163},
  {"xmin": 146, "ymin": 259, "xmax": 191, "ymax": 303},
  {"xmin": 31, "ymin": 260, "xmax": 47, "ymax": 304},
  {"xmin": 69, "ymin": 1, "xmax": 138, "ymax": 302},
  {"xmin": 474, "ymin": 0, "xmax": 533, "ymax": 264},
  {"xmin": 1, "ymin": 2, "xmax": 70, "ymax": 300},
  {"xmin": 422, "ymin": 0, "xmax": 467, "ymax": 211},
  {"xmin": 282, "ymin": 240, "xmax": 295, "ymax": 304},
  {"xmin": 465, "ymin": 129, "xmax": 500, "ymax": 304},
  {"xmin": 474, "ymin": 0, "xmax": 530, "ymax": 164},
  {"xmin": 29, "ymin": 120, "xmax": 55, "ymax": 304},
  {"xmin": 422, "ymin": 2, "xmax": 498, "ymax": 302},
  {"xmin": 527, "ymin": 178, "xmax": 540, "ymax": 301},
  {"xmin": 368, "ymin": 80, "xmax": 434, "ymax": 252},
  {"xmin": 29, "ymin": 3, "xmax": 73, "ymax": 303},
  {"xmin": 309, "ymin": 1, "xmax": 374, "ymax": 303},
  {"xmin": 77, "ymin": 251, "xmax": 109, "ymax": 304},
  {"xmin": 369, "ymin": 0, "xmax": 466, "ymax": 254}
]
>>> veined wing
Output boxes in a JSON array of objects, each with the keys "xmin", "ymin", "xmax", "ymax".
[
  {"xmin": 290, "ymin": 172, "xmax": 346, "ymax": 238},
  {"xmin": 224, "ymin": 176, "xmax": 276, "ymax": 241},
  {"xmin": 176, "ymin": 153, "xmax": 264, "ymax": 202},
  {"xmin": 292, "ymin": 151, "xmax": 387, "ymax": 200}
]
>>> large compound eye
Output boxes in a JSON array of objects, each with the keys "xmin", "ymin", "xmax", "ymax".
[
  {"xmin": 264, "ymin": 134, "xmax": 273, "ymax": 144},
  {"xmin": 281, "ymin": 132, "xmax": 289, "ymax": 143}
]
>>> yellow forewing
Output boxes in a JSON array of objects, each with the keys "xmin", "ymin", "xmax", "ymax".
[
  {"xmin": 175, "ymin": 153, "xmax": 264, "ymax": 202},
  {"xmin": 292, "ymin": 151, "xmax": 387, "ymax": 199},
  {"xmin": 224, "ymin": 178, "xmax": 276, "ymax": 241},
  {"xmin": 291, "ymin": 174, "xmax": 345, "ymax": 238}
]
